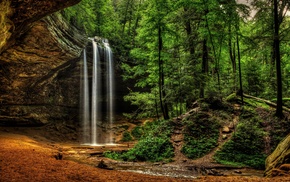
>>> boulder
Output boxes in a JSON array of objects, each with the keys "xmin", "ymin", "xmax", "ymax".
[{"xmin": 265, "ymin": 134, "xmax": 290, "ymax": 177}]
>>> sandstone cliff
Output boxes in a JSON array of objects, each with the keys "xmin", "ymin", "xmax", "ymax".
[{"xmin": 0, "ymin": 0, "xmax": 87, "ymax": 126}]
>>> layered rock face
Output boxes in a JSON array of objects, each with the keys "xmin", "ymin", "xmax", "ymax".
[
  {"xmin": 265, "ymin": 134, "xmax": 290, "ymax": 177},
  {"xmin": 0, "ymin": 0, "xmax": 81, "ymax": 53},
  {"xmin": 0, "ymin": 0, "xmax": 87, "ymax": 126}
]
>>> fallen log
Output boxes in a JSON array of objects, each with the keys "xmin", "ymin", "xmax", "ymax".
[{"xmin": 243, "ymin": 93, "xmax": 290, "ymax": 113}]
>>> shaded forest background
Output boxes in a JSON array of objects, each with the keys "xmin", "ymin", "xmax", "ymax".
[{"xmin": 63, "ymin": 0, "xmax": 290, "ymax": 119}]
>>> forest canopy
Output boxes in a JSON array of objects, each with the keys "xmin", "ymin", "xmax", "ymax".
[{"xmin": 63, "ymin": 0, "xmax": 290, "ymax": 119}]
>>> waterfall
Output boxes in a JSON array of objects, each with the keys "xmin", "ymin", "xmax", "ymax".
[
  {"xmin": 91, "ymin": 40, "xmax": 100, "ymax": 146},
  {"xmin": 81, "ymin": 37, "xmax": 115, "ymax": 146},
  {"xmin": 82, "ymin": 49, "xmax": 90, "ymax": 144},
  {"xmin": 104, "ymin": 40, "xmax": 114, "ymax": 144}
]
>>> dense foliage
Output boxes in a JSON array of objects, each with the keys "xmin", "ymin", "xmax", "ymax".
[
  {"xmin": 214, "ymin": 110, "xmax": 267, "ymax": 169},
  {"xmin": 105, "ymin": 119, "xmax": 174, "ymax": 162},
  {"xmin": 64, "ymin": 0, "xmax": 290, "ymax": 119},
  {"xmin": 182, "ymin": 112, "xmax": 220, "ymax": 159}
]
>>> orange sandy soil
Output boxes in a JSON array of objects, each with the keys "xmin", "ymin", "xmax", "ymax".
[{"xmin": 1, "ymin": 132, "xmax": 290, "ymax": 182}]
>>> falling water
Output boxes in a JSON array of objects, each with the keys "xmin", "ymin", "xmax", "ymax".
[
  {"xmin": 104, "ymin": 40, "xmax": 114, "ymax": 144},
  {"xmin": 82, "ymin": 49, "xmax": 90, "ymax": 144},
  {"xmin": 81, "ymin": 37, "xmax": 115, "ymax": 146},
  {"xmin": 91, "ymin": 40, "xmax": 100, "ymax": 146}
]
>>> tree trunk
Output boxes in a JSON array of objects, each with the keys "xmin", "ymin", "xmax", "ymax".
[
  {"xmin": 200, "ymin": 38, "xmax": 208, "ymax": 98},
  {"xmin": 122, "ymin": 0, "xmax": 130, "ymax": 34},
  {"xmin": 237, "ymin": 33, "xmax": 243, "ymax": 103},
  {"xmin": 184, "ymin": 8, "xmax": 195, "ymax": 57},
  {"xmin": 274, "ymin": 0, "xmax": 283, "ymax": 118},
  {"xmin": 158, "ymin": 25, "xmax": 169, "ymax": 120}
]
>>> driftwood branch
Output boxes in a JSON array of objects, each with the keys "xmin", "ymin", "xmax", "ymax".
[{"xmin": 243, "ymin": 93, "xmax": 290, "ymax": 113}]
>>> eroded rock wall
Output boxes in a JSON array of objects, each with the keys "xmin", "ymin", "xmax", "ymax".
[
  {"xmin": 0, "ymin": 0, "xmax": 81, "ymax": 53},
  {"xmin": 0, "ymin": 11, "xmax": 87, "ymax": 125}
]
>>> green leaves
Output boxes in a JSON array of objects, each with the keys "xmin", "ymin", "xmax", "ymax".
[
  {"xmin": 214, "ymin": 112, "xmax": 267, "ymax": 169},
  {"xmin": 105, "ymin": 119, "xmax": 174, "ymax": 162},
  {"xmin": 181, "ymin": 113, "xmax": 220, "ymax": 159}
]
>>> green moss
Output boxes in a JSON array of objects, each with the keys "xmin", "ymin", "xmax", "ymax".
[
  {"xmin": 225, "ymin": 93, "xmax": 239, "ymax": 102},
  {"xmin": 243, "ymin": 98, "xmax": 270, "ymax": 109}
]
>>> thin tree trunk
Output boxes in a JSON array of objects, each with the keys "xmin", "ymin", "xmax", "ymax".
[
  {"xmin": 184, "ymin": 8, "xmax": 195, "ymax": 57},
  {"xmin": 154, "ymin": 92, "xmax": 159, "ymax": 120},
  {"xmin": 200, "ymin": 39, "xmax": 208, "ymax": 98},
  {"xmin": 122, "ymin": 0, "xmax": 130, "ymax": 34},
  {"xmin": 203, "ymin": 0, "xmax": 220, "ymax": 94},
  {"xmin": 229, "ymin": 25, "xmax": 236, "ymax": 74},
  {"xmin": 237, "ymin": 33, "xmax": 243, "ymax": 103},
  {"xmin": 274, "ymin": 0, "xmax": 283, "ymax": 118},
  {"xmin": 158, "ymin": 25, "xmax": 169, "ymax": 120}
]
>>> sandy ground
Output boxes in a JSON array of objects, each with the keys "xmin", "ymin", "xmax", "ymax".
[{"xmin": 1, "ymin": 130, "xmax": 290, "ymax": 181}]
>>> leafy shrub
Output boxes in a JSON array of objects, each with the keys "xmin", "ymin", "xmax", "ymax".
[
  {"xmin": 181, "ymin": 113, "xmax": 220, "ymax": 159},
  {"xmin": 122, "ymin": 135, "xmax": 174, "ymax": 162},
  {"xmin": 121, "ymin": 131, "xmax": 133, "ymax": 142},
  {"xmin": 106, "ymin": 119, "xmax": 174, "ymax": 162},
  {"xmin": 103, "ymin": 151, "xmax": 122, "ymax": 160},
  {"xmin": 131, "ymin": 126, "xmax": 144, "ymax": 140},
  {"xmin": 214, "ymin": 117, "xmax": 266, "ymax": 169}
]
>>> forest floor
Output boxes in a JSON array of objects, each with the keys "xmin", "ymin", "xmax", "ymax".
[{"xmin": 1, "ymin": 127, "xmax": 290, "ymax": 182}]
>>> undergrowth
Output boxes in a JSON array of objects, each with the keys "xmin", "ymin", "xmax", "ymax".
[
  {"xmin": 181, "ymin": 112, "xmax": 220, "ymax": 159},
  {"xmin": 104, "ymin": 119, "xmax": 174, "ymax": 162},
  {"xmin": 214, "ymin": 109, "xmax": 267, "ymax": 169},
  {"xmin": 107, "ymin": 95, "xmax": 289, "ymax": 168}
]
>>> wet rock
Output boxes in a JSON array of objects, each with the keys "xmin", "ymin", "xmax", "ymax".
[
  {"xmin": 54, "ymin": 152, "xmax": 63, "ymax": 160},
  {"xmin": 206, "ymin": 168, "xmax": 223, "ymax": 176},
  {"xmin": 234, "ymin": 170, "xmax": 242, "ymax": 174},
  {"xmin": 97, "ymin": 160, "xmax": 113, "ymax": 170}
]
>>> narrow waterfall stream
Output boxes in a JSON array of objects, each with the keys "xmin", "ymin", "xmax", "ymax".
[
  {"xmin": 81, "ymin": 37, "xmax": 115, "ymax": 146},
  {"xmin": 104, "ymin": 40, "xmax": 114, "ymax": 144},
  {"xmin": 82, "ymin": 49, "xmax": 90, "ymax": 144}
]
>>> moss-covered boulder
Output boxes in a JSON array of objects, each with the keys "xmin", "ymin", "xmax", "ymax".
[{"xmin": 265, "ymin": 134, "xmax": 290, "ymax": 177}]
